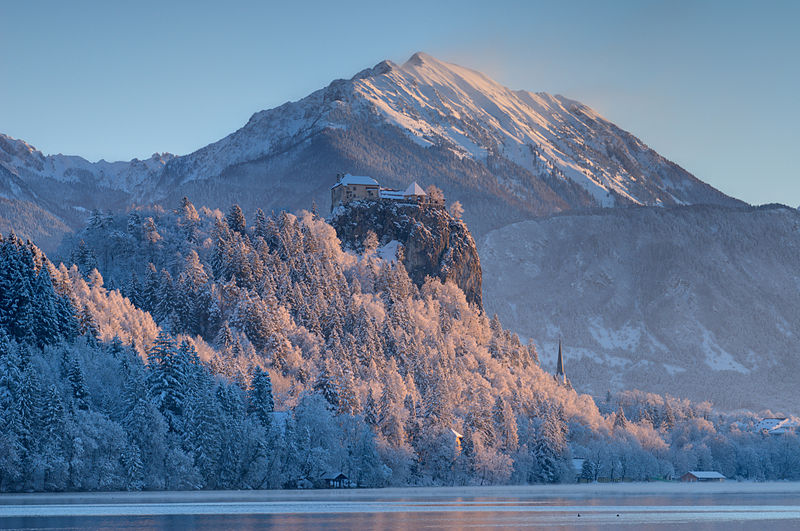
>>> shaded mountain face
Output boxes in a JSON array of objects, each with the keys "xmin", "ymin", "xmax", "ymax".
[
  {"xmin": 0, "ymin": 52, "xmax": 742, "ymax": 252},
  {"xmin": 480, "ymin": 204, "xmax": 800, "ymax": 413}
]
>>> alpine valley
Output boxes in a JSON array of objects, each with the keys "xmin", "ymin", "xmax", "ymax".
[{"xmin": 1, "ymin": 52, "xmax": 797, "ymax": 415}]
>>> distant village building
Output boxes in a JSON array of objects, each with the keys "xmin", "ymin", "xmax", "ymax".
[
  {"xmin": 756, "ymin": 417, "xmax": 799, "ymax": 436},
  {"xmin": 680, "ymin": 471, "xmax": 726, "ymax": 482},
  {"xmin": 330, "ymin": 173, "xmax": 443, "ymax": 211}
]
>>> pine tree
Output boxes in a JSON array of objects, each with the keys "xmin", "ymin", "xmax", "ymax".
[
  {"xmin": 77, "ymin": 306, "xmax": 99, "ymax": 345},
  {"xmin": 492, "ymin": 397, "xmax": 519, "ymax": 452},
  {"xmin": 142, "ymin": 217, "xmax": 162, "ymax": 246},
  {"xmin": 227, "ymin": 205, "xmax": 246, "ymax": 234},
  {"xmin": 120, "ymin": 446, "xmax": 145, "ymax": 490},
  {"xmin": 662, "ymin": 402, "xmax": 675, "ymax": 431},
  {"xmin": 614, "ymin": 406, "xmax": 628, "ymax": 430},
  {"xmin": 41, "ymin": 384, "xmax": 65, "ymax": 438},
  {"xmin": 176, "ymin": 197, "xmax": 201, "ymax": 243},
  {"xmin": 31, "ymin": 267, "xmax": 61, "ymax": 346},
  {"xmin": 581, "ymin": 459, "xmax": 597, "ymax": 482},
  {"xmin": 125, "ymin": 272, "xmax": 143, "ymax": 309},
  {"xmin": 364, "ymin": 388, "xmax": 378, "ymax": 426},
  {"xmin": 314, "ymin": 359, "xmax": 339, "ymax": 410},
  {"xmin": 155, "ymin": 269, "xmax": 175, "ymax": 326},
  {"xmin": 69, "ymin": 240, "xmax": 98, "ymax": 274},
  {"xmin": 141, "ymin": 263, "xmax": 160, "ymax": 315},
  {"xmin": 68, "ymin": 359, "xmax": 89, "ymax": 411},
  {"xmin": 147, "ymin": 331, "xmax": 187, "ymax": 432},
  {"xmin": 16, "ymin": 365, "xmax": 43, "ymax": 454},
  {"xmin": 0, "ymin": 234, "xmax": 34, "ymax": 342},
  {"xmin": 126, "ymin": 211, "xmax": 142, "ymax": 239},
  {"xmin": 337, "ymin": 366, "xmax": 360, "ymax": 415},
  {"xmin": 254, "ymin": 208, "xmax": 269, "ymax": 239},
  {"xmin": 247, "ymin": 367, "xmax": 274, "ymax": 427}
]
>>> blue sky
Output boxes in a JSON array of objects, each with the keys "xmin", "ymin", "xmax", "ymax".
[{"xmin": 1, "ymin": 0, "xmax": 798, "ymax": 205}]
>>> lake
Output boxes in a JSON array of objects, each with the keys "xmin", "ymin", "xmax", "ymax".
[{"xmin": 1, "ymin": 482, "xmax": 799, "ymax": 530}]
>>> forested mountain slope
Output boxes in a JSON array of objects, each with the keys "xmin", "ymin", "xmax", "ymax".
[
  {"xmin": 481, "ymin": 204, "xmax": 800, "ymax": 412},
  {"xmin": 1, "ymin": 199, "xmax": 795, "ymax": 493}
]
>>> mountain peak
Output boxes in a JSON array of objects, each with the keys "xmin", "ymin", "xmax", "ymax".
[
  {"xmin": 351, "ymin": 59, "xmax": 396, "ymax": 80},
  {"xmin": 405, "ymin": 51, "xmax": 434, "ymax": 66},
  {"xmin": 401, "ymin": 51, "xmax": 463, "ymax": 74}
]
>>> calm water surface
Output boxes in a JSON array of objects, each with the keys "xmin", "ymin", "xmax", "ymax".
[{"xmin": 1, "ymin": 483, "xmax": 799, "ymax": 530}]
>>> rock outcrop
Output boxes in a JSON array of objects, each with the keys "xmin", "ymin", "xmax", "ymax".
[{"xmin": 330, "ymin": 200, "xmax": 482, "ymax": 307}]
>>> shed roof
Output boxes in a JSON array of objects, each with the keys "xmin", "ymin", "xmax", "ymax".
[
  {"xmin": 687, "ymin": 471, "xmax": 726, "ymax": 479},
  {"xmin": 321, "ymin": 471, "xmax": 348, "ymax": 480}
]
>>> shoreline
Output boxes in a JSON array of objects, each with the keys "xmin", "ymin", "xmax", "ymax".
[{"xmin": 2, "ymin": 481, "xmax": 800, "ymax": 506}]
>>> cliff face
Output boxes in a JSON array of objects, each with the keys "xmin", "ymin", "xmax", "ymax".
[{"xmin": 330, "ymin": 200, "xmax": 482, "ymax": 307}]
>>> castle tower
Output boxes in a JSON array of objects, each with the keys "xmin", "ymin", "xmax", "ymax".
[{"xmin": 555, "ymin": 339, "xmax": 566, "ymax": 385}]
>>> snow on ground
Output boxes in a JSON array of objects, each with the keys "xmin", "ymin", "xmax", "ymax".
[
  {"xmin": 663, "ymin": 363, "xmax": 687, "ymax": 376},
  {"xmin": 589, "ymin": 318, "xmax": 641, "ymax": 351},
  {"xmin": 702, "ymin": 329, "xmax": 749, "ymax": 373},
  {"xmin": 376, "ymin": 240, "xmax": 402, "ymax": 263}
]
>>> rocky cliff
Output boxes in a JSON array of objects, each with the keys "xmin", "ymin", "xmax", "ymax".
[{"xmin": 330, "ymin": 200, "xmax": 482, "ymax": 307}]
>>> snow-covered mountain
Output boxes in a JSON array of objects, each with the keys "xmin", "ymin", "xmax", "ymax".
[
  {"xmin": 481, "ymin": 204, "xmax": 800, "ymax": 413},
  {"xmin": 0, "ymin": 134, "xmax": 173, "ymax": 250},
  {"xmin": 1, "ymin": 52, "xmax": 742, "ymax": 250},
  {"xmin": 0, "ymin": 133, "xmax": 174, "ymax": 191}
]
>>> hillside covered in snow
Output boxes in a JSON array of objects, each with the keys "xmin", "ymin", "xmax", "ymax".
[{"xmin": 481, "ymin": 204, "xmax": 800, "ymax": 412}]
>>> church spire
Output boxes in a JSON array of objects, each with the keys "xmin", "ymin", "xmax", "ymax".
[{"xmin": 555, "ymin": 339, "xmax": 566, "ymax": 385}]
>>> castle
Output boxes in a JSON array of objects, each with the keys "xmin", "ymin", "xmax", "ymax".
[{"xmin": 330, "ymin": 173, "xmax": 443, "ymax": 211}]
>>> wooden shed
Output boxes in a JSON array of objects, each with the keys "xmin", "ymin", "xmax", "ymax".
[
  {"xmin": 680, "ymin": 470, "xmax": 726, "ymax": 482},
  {"xmin": 320, "ymin": 471, "xmax": 352, "ymax": 489}
]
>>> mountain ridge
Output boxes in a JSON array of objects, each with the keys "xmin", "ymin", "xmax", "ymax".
[{"xmin": 1, "ymin": 52, "xmax": 744, "ymax": 251}]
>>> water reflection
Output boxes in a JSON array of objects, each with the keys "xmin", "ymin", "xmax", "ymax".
[{"xmin": 2, "ymin": 487, "xmax": 800, "ymax": 530}]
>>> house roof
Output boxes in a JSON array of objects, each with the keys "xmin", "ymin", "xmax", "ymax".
[
  {"xmin": 758, "ymin": 417, "xmax": 799, "ymax": 434},
  {"xmin": 404, "ymin": 181, "xmax": 427, "ymax": 196},
  {"xmin": 686, "ymin": 471, "xmax": 726, "ymax": 479},
  {"xmin": 331, "ymin": 174, "xmax": 379, "ymax": 189},
  {"xmin": 757, "ymin": 417, "xmax": 787, "ymax": 429},
  {"xmin": 321, "ymin": 471, "xmax": 348, "ymax": 480}
]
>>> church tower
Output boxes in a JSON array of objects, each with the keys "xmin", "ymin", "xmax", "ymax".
[{"xmin": 555, "ymin": 339, "xmax": 567, "ymax": 385}]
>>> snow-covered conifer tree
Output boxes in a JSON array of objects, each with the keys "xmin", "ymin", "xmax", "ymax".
[{"xmin": 247, "ymin": 366, "xmax": 274, "ymax": 427}]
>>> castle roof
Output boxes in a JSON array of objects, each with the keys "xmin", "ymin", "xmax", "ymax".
[
  {"xmin": 404, "ymin": 182, "xmax": 427, "ymax": 196},
  {"xmin": 331, "ymin": 174, "xmax": 379, "ymax": 189},
  {"xmin": 379, "ymin": 189, "xmax": 405, "ymax": 200}
]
